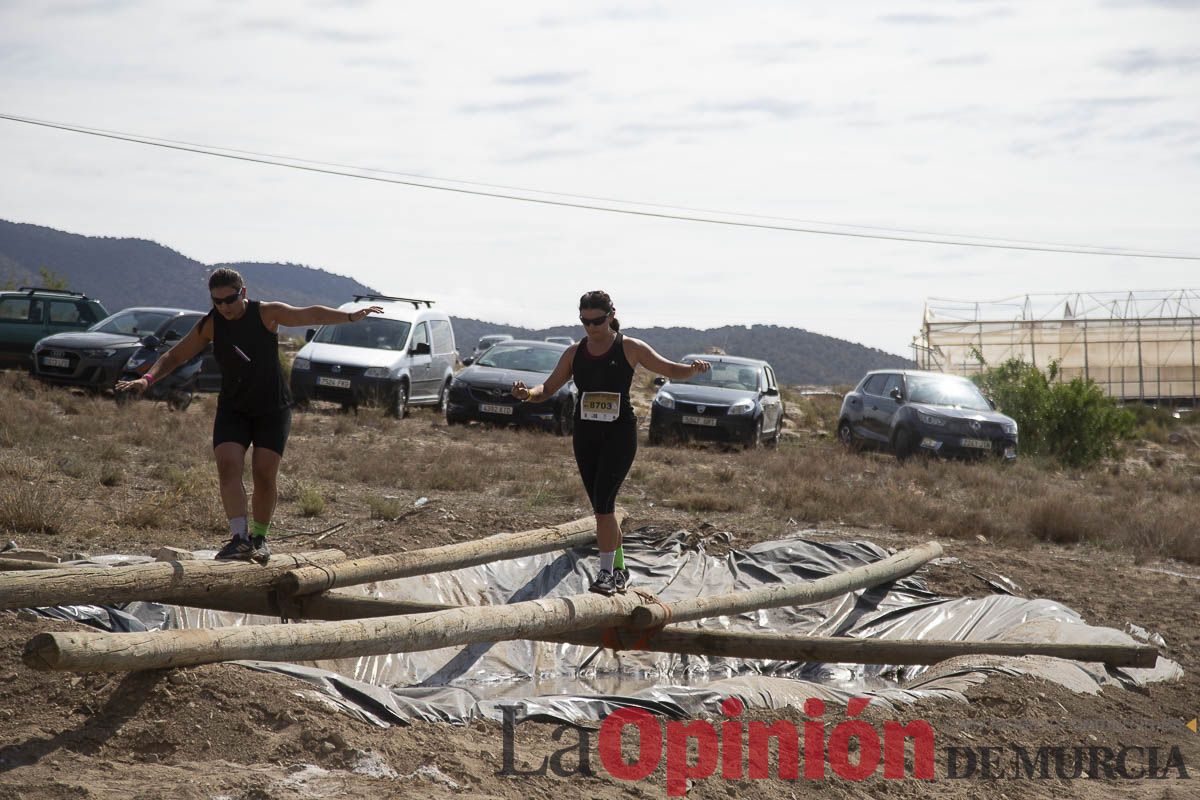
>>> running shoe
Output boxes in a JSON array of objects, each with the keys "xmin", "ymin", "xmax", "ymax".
[
  {"xmin": 214, "ymin": 536, "xmax": 253, "ymax": 561},
  {"xmin": 250, "ymin": 535, "xmax": 271, "ymax": 564},
  {"xmin": 589, "ymin": 569, "xmax": 617, "ymax": 596},
  {"xmin": 613, "ymin": 569, "xmax": 630, "ymax": 593}
]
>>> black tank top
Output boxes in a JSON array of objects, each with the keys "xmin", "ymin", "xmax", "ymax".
[
  {"xmin": 206, "ymin": 300, "xmax": 291, "ymax": 415},
  {"xmin": 572, "ymin": 332, "xmax": 636, "ymax": 424}
]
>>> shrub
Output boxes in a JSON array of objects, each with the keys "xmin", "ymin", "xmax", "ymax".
[
  {"xmin": 974, "ymin": 359, "xmax": 1134, "ymax": 468},
  {"xmin": 367, "ymin": 495, "xmax": 403, "ymax": 520},
  {"xmin": 297, "ymin": 484, "xmax": 325, "ymax": 517}
]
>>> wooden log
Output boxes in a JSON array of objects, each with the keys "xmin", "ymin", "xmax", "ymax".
[
  {"xmin": 196, "ymin": 591, "xmax": 1159, "ymax": 669},
  {"xmin": 281, "ymin": 511, "xmax": 624, "ymax": 597},
  {"xmin": 23, "ymin": 589, "xmax": 653, "ymax": 672},
  {"xmin": 0, "ymin": 550, "xmax": 345, "ymax": 611},
  {"xmin": 629, "ymin": 541, "xmax": 944, "ymax": 629},
  {"xmin": 0, "ymin": 557, "xmax": 63, "ymax": 571}
]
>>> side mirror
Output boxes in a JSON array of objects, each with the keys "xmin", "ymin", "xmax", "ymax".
[
  {"xmin": 164, "ymin": 330, "xmax": 181, "ymax": 342},
  {"xmin": 653, "ymin": 376, "xmax": 666, "ymax": 387},
  {"xmin": 988, "ymin": 398, "xmax": 997, "ymax": 411},
  {"xmin": 140, "ymin": 334, "xmax": 161, "ymax": 349},
  {"xmin": 765, "ymin": 387, "xmax": 779, "ymax": 396},
  {"xmin": 305, "ymin": 328, "xmax": 316, "ymax": 342},
  {"xmin": 889, "ymin": 387, "xmax": 904, "ymax": 403},
  {"xmin": 411, "ymin": 342, "xmax": 432, "ymax": 356},
  {"xmin": 461, "ymin": 356, "xmax": 474, "ymax": 366}
]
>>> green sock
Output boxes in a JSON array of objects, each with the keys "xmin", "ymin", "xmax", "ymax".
[
  {"xmin": 613, "ymin": 546, "xmax": 625, "ymax": 571},
  {"xmin": 249, "ymin": 520, "xmax": 270, "ymax": 539}
]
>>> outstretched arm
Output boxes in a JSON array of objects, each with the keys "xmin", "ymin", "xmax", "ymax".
[
  {"xmin": 115, "ymin": 316, "xmax": 211, "ymax": 394},
  {"xmin": 627, "ymin": 338, "xmax": 711, "ymax": 380},
  {"xmin": 512, "ymin": 346, "xmax": 576, "ymax": 403},
  {"xmin": 261, "ymin": 302, "xmax": 383, "ymax": 330}
]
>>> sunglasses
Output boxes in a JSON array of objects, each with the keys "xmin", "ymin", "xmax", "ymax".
[
  {"xmin": 211, "ymin": 291, "xmax": 242, "ymax": 306},
  {"xmin": 579, "ymin": 313, "xmax": 610, "ymax": 327}
]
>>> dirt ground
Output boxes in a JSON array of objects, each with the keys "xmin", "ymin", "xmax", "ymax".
[{"xmin": 2, "ymin": 377, "xmax": 1199, "ymax": 799}]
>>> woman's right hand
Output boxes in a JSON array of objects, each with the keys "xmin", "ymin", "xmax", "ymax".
[
  {"xmin": 114, "ymin": 377, "xmax": 148, "ymax": 394},
  {"xmin": 511, "ymin": 381, "xmax": 531, "ymax": 401}
]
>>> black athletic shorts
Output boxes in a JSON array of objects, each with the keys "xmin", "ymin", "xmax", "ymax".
[
  {"xmin": 212, "ymin": 405, "xmax": 292, "ymax": 456},
  {"xmin": 572, "ymin": 419, "xmax": 638, "ymax": 515}
]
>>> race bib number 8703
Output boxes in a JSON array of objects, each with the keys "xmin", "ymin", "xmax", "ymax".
[{"xmin": 580, "ymin": 392, "xmax": 621, "ymax": 422}]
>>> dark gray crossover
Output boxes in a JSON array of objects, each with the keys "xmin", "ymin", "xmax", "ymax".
[
  {"xmin": 446, "ymin": 339, "xmax": 576, "ymax": 434},
  {"xmin": 649, "ymin": 355, "xmax": 784, "ymax": 447},
  {"xmin": 838, "ymin": 369, "xmax": 1018, "ymax": 461}
]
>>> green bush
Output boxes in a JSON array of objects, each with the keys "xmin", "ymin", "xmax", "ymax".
[{"xmin": 973, "ymin": 359, "xmax": 1134, "ymax": 468}]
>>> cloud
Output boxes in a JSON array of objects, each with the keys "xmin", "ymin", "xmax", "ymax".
[
  {"xmin": 234, "ymin": 16, "xmax": 387, "ymax": 44},
  {"xmin": 459, "ymin": 96, "xmax": 567, "ymax": 114},
  {"xmin": 879, "ymin": 13, "xmax": 959, "ymax": 24},
  {"xmin": 504, "ymin": 147, "xmax": 597, "ymax": 164},
  {"xmin": 733, "ymin": 39, "xmax": 824, "ymax": 65},
  {"xmin": 1104, "ymin": 48, "xmax": 1200, "ymax": 75},
  {"xmin": 692, "ymin": 99, "xmax": 808, "ymax": 120},
  {"xmin": 496, "ymin": 71, "xmax": 584, "ymax": 87},
  {"xmin": 932, "ymin": 53, "xmax": 991, "ymax": 67}
]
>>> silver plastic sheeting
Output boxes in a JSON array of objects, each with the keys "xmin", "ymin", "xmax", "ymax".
[{"xmin": 161, "ymin": 528, "xmax": 1178, "ymax": 725}]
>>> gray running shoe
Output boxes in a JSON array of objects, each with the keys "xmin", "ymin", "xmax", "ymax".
[
  {"xmin": 249, "ymin": 535, "xmax": 271, "ymax": 564},
  {"xmin": 215, "ymin": 536, "xmax": 253, "ymax": 561},
  {"xmin": 613, "ymin": 569, "xmax": 629, "ymax": 593},
  {"xmin": 589, "ymin": 569, "xmax": 617, "ymax": 596}
]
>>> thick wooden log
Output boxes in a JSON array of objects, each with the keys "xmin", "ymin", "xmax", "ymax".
[
  {"xmin": 0, "ymin": 550, "xmax": 345, "ymax": 611},
  {"xmin": 188, "ymin": 591, "xmax": 1159, "ymax": 669},
  {"xmin": 23, "ymin": 589, "xmax": 653, "ymax": 672},
  {"xmin": 281, "ymin": 511, "xmax": 624, "ymax": 597},
  {"xmin": 629, "ymin": 541, "xmax": 944, "ymax": 629},
  {"xmin": 0, "ymin": 557, "xmax": 63, "ymax": 571}
]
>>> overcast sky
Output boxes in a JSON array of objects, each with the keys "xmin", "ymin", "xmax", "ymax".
[{"xmin": 1, "ymin": 0, "xmax": 1197, "ymax": 355}]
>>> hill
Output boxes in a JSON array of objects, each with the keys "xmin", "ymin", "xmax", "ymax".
[{"xmin": 0, "ymin": 218, "xmax": 911, "ymax": 384}]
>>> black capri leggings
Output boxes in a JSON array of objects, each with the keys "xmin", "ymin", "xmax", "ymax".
[{"xmin": 572, "ymin": 420, "xmax": 638, "ymax": 515}]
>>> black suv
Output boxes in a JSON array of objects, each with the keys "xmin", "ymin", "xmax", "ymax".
[
  {"xmin": 32, "ymin": 307, "xmax": 214, "ymax": 391},
  {"xmin": 446, "ymin": 339, "xmax": 576, "ymax": 433},
  {"xmin": 838, "ymin": 370, "xmax": 1018, "ymax": 461},
  {"xmin": 649, "ymin": 355, "xmax": 784, "ymax": 447},
  {"xmin": 0, "ymin": 287, "xmax": 108, "ymax": 368}
]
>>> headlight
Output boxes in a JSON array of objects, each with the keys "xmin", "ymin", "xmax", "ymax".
[
  {"xmin": 364, "ymin": 367, "xmax": 391, "ymax": 378},
  {"xmin": 292, "ymin": 358, "xmax": 310, "ymax": 371},
  {"xmin": 728, "ymin": 399, "xmax": 755, "ymax": 415},
  {"xmin": 655, "ymin": 390, "xmax": 675, "ymax": 410},
  {"xmin": 917, "ymin": 412, "xmax": 947, "ymax": 427},
  {"xmin": 1003, "ymin": 421, "xmax": 1019, "ymax": 435},
  {"xmin": 125, "ymin": 356, "xmax": 148, "ymax": 369},
  {"xmin": 83, "ymin": 348, "xmax": 118, "ymax": 359}
]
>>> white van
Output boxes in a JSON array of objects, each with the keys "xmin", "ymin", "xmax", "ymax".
[{"xmin": 289, "ymin": 295, "xmax": 456, "ymax": 418}]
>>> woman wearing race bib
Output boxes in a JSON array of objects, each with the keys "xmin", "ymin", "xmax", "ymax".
[{"xmin": 512, "ymin": 291, "xmax": 710, "ymax": 595}]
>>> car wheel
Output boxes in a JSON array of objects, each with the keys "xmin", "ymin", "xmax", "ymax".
[
  {"xmin": 648, "ymin": 425, "xmax": 664, "ymax": 445},
  {"xmin": 893, "ymin": 426, "xmax": 915, "ymax": 462},
  {"xmin": 837, "ymin": 419, "xmax": 860, "ymax": 452},
  {"xmin": 166, "ymin": 389, "xmax": 193, "ymax": 412},
  {"xmin": 387, "ymin": 381, "xmax": 408, "ymax": 419},
  {"xmin": 767, "ymin": 417, "xmax": 782, "ymax": 448},
  {"xmin": 436, "ymin": 379, "xmax": 451, "ymax": 414},
  {"xmin": 746, "ymin": 418, "xmax": 764, "ymax": 449},
  {"xmin": 553, "ymin": 398, "xmax": 574, "ymax": 437}
]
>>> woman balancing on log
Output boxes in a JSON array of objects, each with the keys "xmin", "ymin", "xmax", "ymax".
[
  {"xmin": 115, "ymin": 267, "xmax": 382, "ymax": 564},
  {"xmin": 511, "ymin": 290, "xmax": 711, "ymax": 595}
]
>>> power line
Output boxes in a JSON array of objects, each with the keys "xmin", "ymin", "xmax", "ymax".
[{"xmin": 2, "ymin": 111, "xmax": 1197, "ymax": 261}]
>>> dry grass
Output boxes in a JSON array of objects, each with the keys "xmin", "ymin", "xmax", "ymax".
[{"xmin": 0, "ymin": 482, "xmax": 72, "ymax": 535}]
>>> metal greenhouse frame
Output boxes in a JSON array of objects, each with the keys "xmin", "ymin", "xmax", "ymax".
[{"xmin": 915, "ymin": 290, "xmax": 1200, "ymax": 404}]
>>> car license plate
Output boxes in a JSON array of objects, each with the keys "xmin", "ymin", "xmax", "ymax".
[
  {"xmin": 682, "ymin": 415, "xmax": 717, "ymax": 427},
  {"xmin": 41, "ymin": 356, "xmax": 70, "ymax": 368},
  {"xmin": 316, "ymin": 376, "xmax": 352, "ymax": 389},
  {"xmin": 961, "ymin": 438, "xmax": 991, "ymax": 450},
  {"xmin": 480, "ymin": 403, "xmax": 514, "ymax": 415}
]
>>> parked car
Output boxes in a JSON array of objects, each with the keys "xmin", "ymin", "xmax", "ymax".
[
  {"xmin": 649, "ymin": 355, "xmax": 784, "ymax": 447},
  {"xmin": 837, "ymin": 370, "xmax": 1019, "ymax": 461},
  {"xmin": 446, "ymin": 340, "xmax": 575, "ymax": 434},
  {"xmin": 32, "ymin": 307, "xmax": 210, "ymax": 392},
  {"xmin": 0, "ymin": 287, "xmax": 108, "ymax": 368},
  {"xmin": 116, "ymin": 331, "xmax": 209, "ymax": 410},
  {"xmin": 290, "ymin": 295, "xmax": 456, "ymax": 418},
  {"xmin": 466, "ymin": 333, "xmax": 513, "ymax": 364},
  {"xmin": 544, "ymin": 336, "xmax": 574, "ymax": 346}
]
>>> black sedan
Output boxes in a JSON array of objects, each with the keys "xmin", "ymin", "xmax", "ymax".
[
  {"xmin": 445, "ymin": 340, "xmax": 576, "ymax": 434},
  {"xmin": 838, "ymin": 370, "xmax": 1018, "ymax": 461},
  {"xmin": 648, "ymin": 355, "xmax": 785, "ymax": 447},
  {"xmin": 31, "ymin": 307, "xmax": 213, "ymax": 392}
]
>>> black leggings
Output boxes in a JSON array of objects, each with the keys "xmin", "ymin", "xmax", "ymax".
[{"xmin": 572, "ymin": 420, "xmax": 638, "ymax": 515}]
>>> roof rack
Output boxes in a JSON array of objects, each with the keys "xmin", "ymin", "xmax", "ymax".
[
  {"xmin": 18, "ymin": 287, "xmax": 87, "ymax": 298},
  {"xmin": 353, "ymin": 294, "xmax": 435, "ymax": 309}
]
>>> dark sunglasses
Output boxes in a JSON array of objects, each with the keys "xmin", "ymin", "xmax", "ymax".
[
  {"xmin": 211, "ymin": 291, "xmax": 242, "ymax": 306},
  {"xmin": 579, "ymin": 313, "xmax": 610, "ymax": 326}
]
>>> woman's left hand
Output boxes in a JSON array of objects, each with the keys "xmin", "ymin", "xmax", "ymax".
[
  {"xmin": 690, "ymin": 359, "xmax": 712, "ymax": 375},
  {"xmin": 349, "ymin": 306, "xmax": 384, "ymax": 322}
]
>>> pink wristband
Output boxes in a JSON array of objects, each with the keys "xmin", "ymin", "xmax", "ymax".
[{"xmin": 144, "ymin": 373, "xmax": 156, "ymax": 385}]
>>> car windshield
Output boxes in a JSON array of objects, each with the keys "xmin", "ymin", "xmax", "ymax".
[
  {"xmin": 313, "ymin": 318, "xmax": 411, "ymax": 351},
  {"xmin": 90, "ymin": 310, "xmax": 173, "ymax": 336},
  {"xmin": 477, "ymin": 344, "xmax": 562, "ymax": 372},
  {"xmin": 672, "ymin": 361, "xmax": 760, "ymax": 391},
  {"xmin": 906, "ymin": 375, "xmax": 991, "ymax": 411}
]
